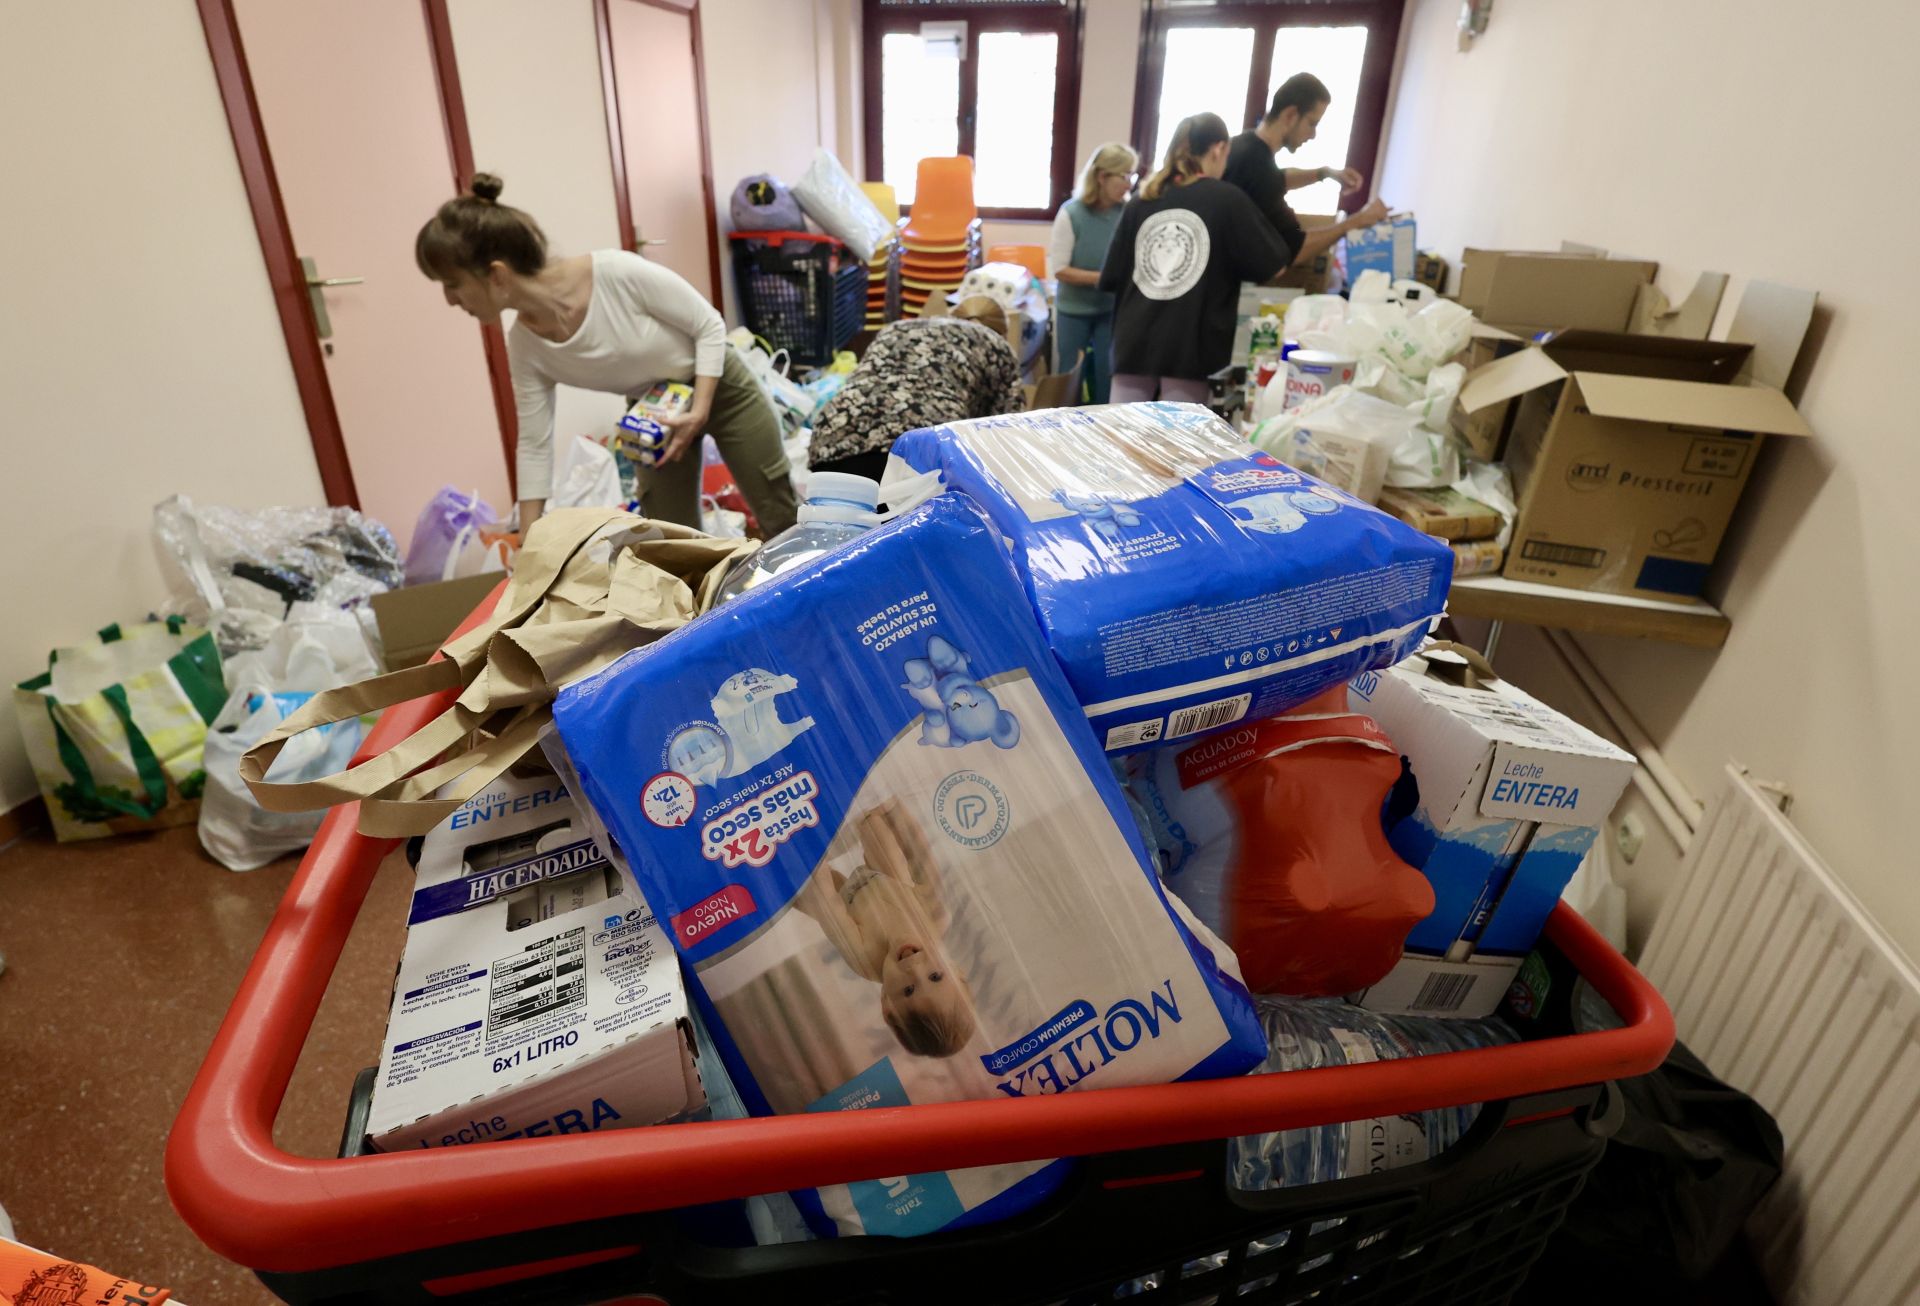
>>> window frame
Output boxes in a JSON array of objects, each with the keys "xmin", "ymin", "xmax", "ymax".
[
  {"xmin": 861, "ymin": 0, "xmax": 1086, "ymax": 222},
  {"xmin": 1129, "ymin": 0, "xmax": 1404, "ymax": 213}
]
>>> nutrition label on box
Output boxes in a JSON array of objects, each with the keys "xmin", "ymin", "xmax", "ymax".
[{"xmin": 485, "ymin": 927, "xmax": 587, "ymax": 1053}]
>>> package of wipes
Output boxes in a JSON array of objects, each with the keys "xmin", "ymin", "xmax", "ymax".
[
  {"xmin": 888, "ymin": 403, "xmax": 1454, "ymax": 753},
  {"xmin": 553, "ymin": 492, "xmax": 1263, "ymax": 1239}
]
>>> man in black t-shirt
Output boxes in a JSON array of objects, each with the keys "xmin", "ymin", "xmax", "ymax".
[{"xmin": 1221, "ymin": 72, "xmax": 1389, "ymax": 271}]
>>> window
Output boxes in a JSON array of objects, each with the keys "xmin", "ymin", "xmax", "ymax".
[
  {"xmin": 1133, "ymin": 1, "xmax": 1404, "ymax": 216},
  {"xmin": 863, "ymin": 1, "xmax": 1084, "ymax": 220},
  {"xmin": 1152, "ymin": 25, "xmax": 1255, "ymax": 168}
]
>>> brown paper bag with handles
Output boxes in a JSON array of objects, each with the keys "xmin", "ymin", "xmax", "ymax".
[{"xmin": 240, "ymin": 506, "xmax": 755, "ymax": 837}]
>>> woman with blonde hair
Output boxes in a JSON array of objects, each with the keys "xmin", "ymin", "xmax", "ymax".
[
  {"xmin": 1099, "ymin": 114, "xmax": 1290, "ymax": 404},
  {"xmin": 1045, "ymin": 142, "xmax": 1137, "ymax": 404}
]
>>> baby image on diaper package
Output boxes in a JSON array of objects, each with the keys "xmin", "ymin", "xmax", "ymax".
[
  {"xmin": 888, "ymin": 402, "xmax": 1454, "ymax": 754},
  {"xmin": 554, "ymin": 492, "xmax": 1263, "ymax": 1239}
]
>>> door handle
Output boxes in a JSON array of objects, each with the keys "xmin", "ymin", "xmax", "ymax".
[{"xmin": 298, "ymin": 255, "xmax": 363, "ymax": 340}]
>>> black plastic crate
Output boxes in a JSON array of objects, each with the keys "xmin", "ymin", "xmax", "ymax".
[
  {"xmin": 729, "ymin": 230, "xmax": 867, "ymax": 366},
  {"xmin": 275, "ymin": 1054, "xmax": 1618, "ymax": 1305}
]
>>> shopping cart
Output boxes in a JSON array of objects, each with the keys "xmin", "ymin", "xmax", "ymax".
[{"xmin": 164, "ymin": 593, "xmax": 1674, "ymax": 1306}]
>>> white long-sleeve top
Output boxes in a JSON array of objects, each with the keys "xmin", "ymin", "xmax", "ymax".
[
  {"xmin": 508, "ymin": 249, "xmax": 727, "ymax": 500},
  {"xmin": 1045, "ymin": 208, "xmax": 1075, "ymax": 280}
]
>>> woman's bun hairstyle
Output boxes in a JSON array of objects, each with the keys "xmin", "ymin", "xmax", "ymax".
[{"xmin": 416, "ymin": 172, "xmax": 547, "ymax": 280}]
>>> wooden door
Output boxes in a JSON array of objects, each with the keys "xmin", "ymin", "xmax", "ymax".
[
  {"xmin": 228, "ymin": 0, "xmax": 509, "ymax": 547},
  {"xmin": 602, "ymin": 0, "xmax": 722, "ymax": 302}
]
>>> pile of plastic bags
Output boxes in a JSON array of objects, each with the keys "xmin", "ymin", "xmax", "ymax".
[
  {"xmin": 153, "ymin": 495, "xmax": 402, "ymax": 659},
  {"xmin": 152, "ymin": 496, "xmax": 403, "ymax": 869},
  {"xmin": 1244, "ymin": 271, "xmax": 1512, "ymax": 541},
  {"xmin": 1248, "ymin": 273, "xmax": 1473, "ymax": 486}
]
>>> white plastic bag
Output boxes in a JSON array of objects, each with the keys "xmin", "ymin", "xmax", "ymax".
[
  {"xmin": 1366, "ymin": 299, "xmax": 1474, "ymax": 381},
  {"xmin": 792, "ymin": 149, "xmax": 894, "ymax": 262},
  {"xmin": 1282, "ymin": 294, "xmax": 1348, "ymax": 342},
  {"xmin": 199, "ymin": 606, "xmax": 380, "ymax": 870},
  {"xmin": 1452, "ymin": 458, "xmax": 1519, "ymax": 549},
  {"xmin": 726, "ymin": 330, "xmax": 816, "ymax": 434},
  {"xmin": 1407, "ymin": 362, "xmax": 1465, "ymax": 431},
  {"xmin": 551, "ymin": 434, "xmax": 623, "ymax": 510},
  {"xmin": 1281, "ymin": 387, "xmax": 1419, "ymax": 504},
  {"xmin": 782, "ymin": 426, "xmax": 813, "ymax": 502},
  {"xmin": 1352, "ymin": 356, "xmax": 1424, "ymax": 406},
  {"xmin": 1385, "ymin": 429, "xmax": 1463, "ymax": 490},
  {"xmin": 700, "ymin": 494, "xmax": 748, "ymax": 539},
  {"xmin": 153, "ymin": 495, "xmax": 403, "ymax": 657},
  {"xmin": 1348, "ymin": 269, "xmax": 1394, "ymax": 305}
]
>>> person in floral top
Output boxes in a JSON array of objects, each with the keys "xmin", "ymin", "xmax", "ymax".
[{"xmin": 808, "ymin": 297, "xmax": 1026, "ymax": 482}]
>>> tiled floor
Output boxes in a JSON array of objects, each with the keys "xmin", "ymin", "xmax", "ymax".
[{"xmin": 0, "ymin": 821, "xmax": 410, "ymax": 1304}]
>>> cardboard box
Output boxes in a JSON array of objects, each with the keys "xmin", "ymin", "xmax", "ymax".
[
  {"xmin": 1346, "ymin": 648, "xmax": 1636, "ymax": 1018},
  {"xmin": 369, "ymin": 573, "xmax": 503, "ymax": 670},
  {"xmin": 1449, "ymin": 539, "xmax": 1504, "ymax": 578},
  {"xmin": 1461, "ymin": 329, "xmax": 1813, "ymax": 599},
  {"xmin": 1025, "ymin": 367, "xmax": 1080, "ymax": 410},
  {"xmin": 1377, "ymin": 486, "xmax": 1503, "ymax": 542},
  {"xmin": 1447, "ymin": 325, "xmax": 1527, "ymax": 460},
  {"xmin": 1274, "ymin": 214, "xmax": 1338, "ymax": 293},
  {"xmin": 1345, "ymin": 212, "xmax": 1417, "ymax": 282},
  {"xmin": 366, "ymin": 772, "xmax": 702, "ymax": 1151},
  {"xmin": 1454, "ymin": 249, "xmax": 1657, "ymax": 334}
]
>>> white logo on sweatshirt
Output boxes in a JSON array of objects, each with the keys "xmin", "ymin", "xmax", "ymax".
[{"xmin": 1133, "ymin": 209, "xmax": 1209, "ymax": 300}]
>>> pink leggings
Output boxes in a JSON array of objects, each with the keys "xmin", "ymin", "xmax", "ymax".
[{"xmin": 1110, "ymin": 374, "xmax": 1212, "ymax": 405}]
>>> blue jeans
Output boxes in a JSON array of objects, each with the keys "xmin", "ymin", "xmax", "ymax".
[{"xmin": 1054, "ymin": 310, "xmax": 1114, "ymax": 405}]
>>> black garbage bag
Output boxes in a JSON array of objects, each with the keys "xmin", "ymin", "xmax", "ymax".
[{"xmin": 1516, "ymin": 976, "xmax": 1785, "ymax": 1304}]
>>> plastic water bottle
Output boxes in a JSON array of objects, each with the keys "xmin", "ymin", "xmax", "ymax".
[
  {"xmin": 1231, "ymin": 998, "xmax": 1516, "ymax": 1190},
  {"xmin": 715, "ymin": 472, "xmax": 883, "ymax": 601}
]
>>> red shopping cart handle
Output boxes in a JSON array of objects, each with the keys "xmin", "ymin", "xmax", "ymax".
[{"xmin": 164, "ymin": 584, "xmax": 1674, "ymax": 1274}]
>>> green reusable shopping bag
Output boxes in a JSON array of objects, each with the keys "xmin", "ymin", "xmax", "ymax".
[{"xmin": 12, "ymin": 616, "xmax": 225, "ymax": 841}]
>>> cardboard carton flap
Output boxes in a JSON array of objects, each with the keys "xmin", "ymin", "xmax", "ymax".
[
  {"xmin": 1726, "ymin": 280, "xmax": 1817, "ymax": 391},
  {"xmin": 1539, "ymin": 329, "xmax": 1751, "ymax": 382},
  {"xmin": 1460, "ymin": 252, "xmax": 1657, "ymax": 331},
  {"xmin": 1460, "ymin": 346, "xmax": 1569, "ymax": 413},
  {"xmin": 1573, "ymin": 373, "xmax": 1814, "ymax": 436},
  {"xmin": 1458, "ymin": 247, "xmax": 1600, "ymax": 310}
]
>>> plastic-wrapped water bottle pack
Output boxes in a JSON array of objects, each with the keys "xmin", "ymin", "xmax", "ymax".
[{"xmin": 1232, "ymin": 998, "xmax": 1516, "ymax": 1190}]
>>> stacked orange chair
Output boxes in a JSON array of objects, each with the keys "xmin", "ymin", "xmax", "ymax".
[
  {"xmin": 898, "ymin": 156, "xmax": 982, "ymax": 316},
  {"xmin": 859, "ymin": 180, "xmax": 900, "ymax": 330},
  {"xmin": 985, "ymin": 244, "xmax": 1049, "ymax": 283}
]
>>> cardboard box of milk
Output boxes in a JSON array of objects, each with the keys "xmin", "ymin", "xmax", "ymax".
[
  {"xmin": 1344, "ymin": 213, "xmax": 1417, "ymax": 282},
  {"xmin": 366, "ymin": 772, "xmax": 702, "ymax": 1151},
  {"xmin": 1346, "ymin": 647, "xmax": 1635, "ymax": 1018}
]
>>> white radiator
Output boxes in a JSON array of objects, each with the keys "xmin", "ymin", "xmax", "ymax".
[{"xmin": 1640, "ymin": 764, "xmax": 1920, "ymax": 1306}]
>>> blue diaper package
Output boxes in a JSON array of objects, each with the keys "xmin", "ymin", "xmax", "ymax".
[
  {"xmin": 553, "ymin": 492, "xmax": 1263, "ymax": 1239},
  {"xmin": 888, "ymin": 402, "xmax": 1454, "ymax": 753}
]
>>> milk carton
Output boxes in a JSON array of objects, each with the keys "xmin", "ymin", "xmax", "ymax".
[
  {"xmin": 1345, "ymin": 647, "xmax": 1636, "ymax": 1018},
  {"xmin": 366, "ymin": 772, "xmax": 702, "ymax": 1151}
]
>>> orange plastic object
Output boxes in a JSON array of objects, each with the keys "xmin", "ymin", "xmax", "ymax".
[
  {"xmin": 1199, "ymin": 687, "xmax": 1435, "ymax": 995},
  {"xmin": 163, "ymin": 585, "xmax": 1674, "ymax": 1277},
  {"xmin": 902, "ymin": 156, "xmax": 976, "ymax": 241},
  {"xmin": 1, "ymin": 1236, "xmax": 171, "ymax": 1303},
  {"xmin": 986, "ymin": 244, "xmax": 1048, "ymax": 281}
]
